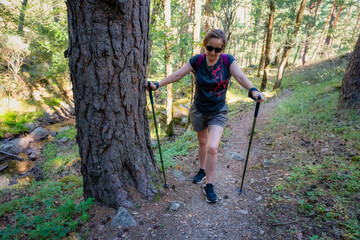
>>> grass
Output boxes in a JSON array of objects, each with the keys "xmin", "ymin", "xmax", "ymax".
[
  {"xmin": 265, "ymin": 58, "xmax": 360, "ymax": 239},
  {"xmin": 42, "ymin": 127, "xmax": 79, "ymax": 179},
  {"xmin": 0, "ymin": 180, "xmax": 93, "ymax": 240},
  {"xmin": 0, "ymin": 111, "xmax": 44, "ymax": 138}
]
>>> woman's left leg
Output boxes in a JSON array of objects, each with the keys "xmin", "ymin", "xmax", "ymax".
[{"xmin": 205, "ymin": 125, "xmax": 224, "ymax": 184}]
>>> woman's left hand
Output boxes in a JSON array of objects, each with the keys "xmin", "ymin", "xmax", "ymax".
[{"xmin": 251, "ymin": 91, "xmax": 265, "ymax": 102}]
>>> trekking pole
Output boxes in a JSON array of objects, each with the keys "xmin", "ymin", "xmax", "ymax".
[
  {"xmin": 148, "ymin": 82, "xmax": 169, "ymax": 188},
  {"xmin": 239, "ymin": 96, "xmax": 261, "ymax": 194}
]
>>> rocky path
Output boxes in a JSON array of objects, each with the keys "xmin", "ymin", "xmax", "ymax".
[{"xmin": 88, "ymin": 93, "xmax": 290, "ymax": 240}]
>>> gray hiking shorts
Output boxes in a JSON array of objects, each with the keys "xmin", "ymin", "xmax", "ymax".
[{"xmin": 190, "ymin": 104, "xmax": 228, "ymax": 132}]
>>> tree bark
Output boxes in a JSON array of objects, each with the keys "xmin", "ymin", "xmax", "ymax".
[
  {"xmin": 257, "ymin": 19, "xmax": 268, "ymax": 77},
  {"xmin": 18, "ymin": 0, "xmax": 28, "ymax": 34},
  {"xmin": 260, "ymin": 0, "xmax": 275, "ymax": 91},
  {"xmin": 338, "ymin": 33, "xmax": 360, "ymax": 110},
  {"xmin": 274, "ymin": 0, "xmax": 307, "ymax": 89},
  {"xmin": 66, "ymin": 0, "xmax": 159, "ymax": 209},
  {"xmin": 164, "ymin": 0, "xmax": 174, "ymax": 136}
]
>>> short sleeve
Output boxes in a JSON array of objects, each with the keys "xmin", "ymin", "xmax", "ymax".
[{"xmin": 189, "ymin": 54, "xmax": 202, "ymax": 70}]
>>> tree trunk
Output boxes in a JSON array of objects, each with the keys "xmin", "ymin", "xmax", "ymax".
[
  {"xmin": 257, "ymin": 20, "xmax": 268, "ymax": 77},
  {"xmin": 338, "ymin": 34, "xmax": 360, "ymax": 110},
  {"xmin": 164, "ymin": 0, "xmax": 174, "ymax": 136},
  {"xmin": 337, "ymin": 6, "xmax": 353, "ymax": 53},
  {"xmin": 274, "ymin": 0, "xmax": 307, "ymax": 89},
  {"xmin": 260, "ymin": 0, "xmax": 275, "ymax": 91},
  {"xmin": 66, "ymin": 0, "xmax": 159, "ymax": 209},
  {"xmin": 311, "ymin": 0, "xmax": 336, "ymax": 61},
  {"xmin": 18, "ymin": 0, "xmax": 28, "ymax": 34},
  {"xmin": 148, "ymin": 0, "xmax": 162, "ymax": 75},
  {"xmin": 204, "ymin": 0, "xmax": 212, "ymax": 34},
  {"xmin": 193, "ymin": 0, "xmax": 202, "ymax": 54}
]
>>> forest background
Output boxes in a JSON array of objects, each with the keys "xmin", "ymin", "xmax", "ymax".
[{"xmin": 0, "ymin": 0, "xmax": 360, "ymax": 239}]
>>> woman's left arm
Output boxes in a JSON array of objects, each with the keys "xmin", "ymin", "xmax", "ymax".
[{"xmin": 229, "ymin": 60, "xmax": 265, "ymax": 102}]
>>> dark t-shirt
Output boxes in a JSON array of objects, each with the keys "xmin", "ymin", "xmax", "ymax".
[{"xmin": 189, "ymin": 54, "xmax": 235, "ymax": 114}]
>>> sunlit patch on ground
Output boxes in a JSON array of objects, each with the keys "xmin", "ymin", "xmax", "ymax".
[{"xmin": 0, "ymin": 98, "xmax": 39, "ymax": 115}]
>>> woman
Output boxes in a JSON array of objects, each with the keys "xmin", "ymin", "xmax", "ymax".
[{"xmin": 147, "ymin": 29, "xmax": 265, "ymax": 203}]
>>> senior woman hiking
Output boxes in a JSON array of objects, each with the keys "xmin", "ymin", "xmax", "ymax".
[{"xmin": 147, "ymin": 29, "xmax": 265, "ymax": 203}]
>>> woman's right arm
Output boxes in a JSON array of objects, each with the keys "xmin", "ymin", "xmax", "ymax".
[{"xmin": 148, "ymin": 62, "xmax": 193, "ymax": 90}]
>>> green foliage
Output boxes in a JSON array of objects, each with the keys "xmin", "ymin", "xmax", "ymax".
[
  {"xmin": 153, "ymin": 129, "xmax": 197, "ymax": 170},
  {"xmin": 0, "ymin": 180, "xmax": 93, "ymax": 240},
  {"xmin": 267, "ymin": 59, "xmax": 360, "ymax": 238},
  {"xmin": 0, "ymin": 111, "xmax": 43, "ymax": 138},
  {"xmin": 57, "ymin": 127, "xmax": 77, "ymax": 140},
  {"xmin": 42, "ymin": 128, "xmax": 79, "ymax": 178}
]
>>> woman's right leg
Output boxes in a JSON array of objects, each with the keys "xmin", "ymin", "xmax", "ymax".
[{"xmin": 197, "ymin": 127, "xmax": 208, "ymax": 169}]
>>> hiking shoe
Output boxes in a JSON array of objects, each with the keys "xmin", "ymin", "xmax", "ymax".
[
  {"xmin": 192, "ymin": 169, "xmax": 206, "ymax": 184},
  {"xmin": 203, "ymin": 183, "xmax": 218, "ymax": 203}
]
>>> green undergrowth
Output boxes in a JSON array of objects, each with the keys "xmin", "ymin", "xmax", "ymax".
[
  {"xmin": 267, "ymin": 59, "xmax": 360, "ymax": 239},
  {"xmin": 153, "ymin": 128, "xmax": 197, "ymax": 170},
  {"xmin": 0, "ymin": 179, "xmax": 94, "ymax": 240},
  {"xmin": 42, "ymin": 127, "xmax": 79, "ymax": 179},
  {"xmin": 0, "ymin": 111, "xmax": 44, "ymax": 138}
]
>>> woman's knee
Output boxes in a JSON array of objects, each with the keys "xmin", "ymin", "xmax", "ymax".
[
  {"xmin": 207, "ymin": 145, "xmax": 218, "ymax": 155},
  {"xmin": 198, "ymin": 137, "xmax": 207, "ymax": 147}
]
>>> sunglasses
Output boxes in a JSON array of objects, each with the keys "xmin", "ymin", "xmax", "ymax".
[{"xmin": 206, "ymin": 46, "xmax": 222, "ymax": 53}]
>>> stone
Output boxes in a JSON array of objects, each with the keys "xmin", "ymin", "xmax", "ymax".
[
  {"xmin": 24, "ymin": 122, "xmax": 40, "ymax": 132},
  {"xmin": 168, "ymin": 200, "xmax": 184, "ymax": 212},
  {"xmin": 110, "ymin": 207, "xmax": 137, "ymax": 228},
  {"xmin": 29, "ymin": 127, "xmax": 49, "ymax": 141},
  {"xmin": 59, "ymin": 126, "xmax": 71, "ymax": 133},
  {"xmin": 0, "ymin": 175, "xmax": 10, "ymax": 190},
  {"xmin": 225, "ymin": 151, "xmax": 244, "ymax": 161},
  {"xmin": 172, "ymin": 169, "xmax": 186, "ymax": 181},
  {"xmin": 0, "ymin": 138, "xmax": 30, "ymax": 159},
  {"xmin": 237, "ymin": 210, "xmax": 249, "ymax": 214}
]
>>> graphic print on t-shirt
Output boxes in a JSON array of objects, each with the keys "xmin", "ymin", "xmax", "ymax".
[{"xmin": 210, "ymin": 57, "xmax": 229, "ymax": 98}]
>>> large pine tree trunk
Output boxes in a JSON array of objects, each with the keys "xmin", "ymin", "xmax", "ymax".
[
  {"xmin": 274, "ymin": 0, "xmax": 307, "ymax": 89},
  {"xmin": 66, "ymin": 0, "xmax": 159, "ymax": 209},
  {"xmin": 338, "ymin": 34, "xmax": 360, "ymax": 110},
  {"xmin": 260, "ymin": 0, "xmax": 275, "ymax": 91}
]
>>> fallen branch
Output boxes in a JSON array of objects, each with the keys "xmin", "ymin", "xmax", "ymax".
[{"xmin": 0, "ymin": 150, "xmax": 25, "ymax": 160}]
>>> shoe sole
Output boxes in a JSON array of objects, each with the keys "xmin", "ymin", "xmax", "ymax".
[
  {"xmin": 192, "ymin": 176, "xmax": 206, "ymax": 184},
  {"xmin": 202, "ymin": 186, "xmax": 218, "ymax": 203}
]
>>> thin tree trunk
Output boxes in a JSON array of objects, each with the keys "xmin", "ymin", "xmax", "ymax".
[
  {"xmin": 66, "ymin": 0, "xmax": 159, "ymax": 209},
  {"xmin": 274, "ymin": 0, "xmax": 307, "ymax": 89},
  {"xmin": 311, "ymin": 0, "xmax": 336, "ymax": 61},
  {"xmin": 260, "ymin": 0, "xmax": 275, "ymax": 91},
  {"xmin": 164, "ymin": 0, "xmax": 174, "ymax": 136},
  {"xmin": 338, "ymin": 6, "xmax": 353, "ymax": 53},
  {"xmin": 147, "ymin": 0, "xmax": 162, "ymax": 77},
  {"xmin": 18, "ymin": 0, "xmax": 28, "ymax": 34},
  {"xmin": 293, "ymin": 45, "xmax": 301, "ymax": 65},
  {"xmin": 302, "ymin": 0, "xmax": 322, "ymax": 65},
  {"xmin": 257, "ymin": 20, "xmax": 268, "ymax": 77},
  {"xmin": 338, "ymin": 33, "xmax": 360, "ymax": 110}
]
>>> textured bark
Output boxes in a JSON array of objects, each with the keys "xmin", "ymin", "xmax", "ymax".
[
  {"xmin": 260, "ymin": 0, "xmax": 275, "ymax": 91},
  {"xmin": 164, "ymin": 0, "xmax": 174, "ymax": 136},
  {"xmin": 274, "ymin": 0, "xmax": 307, "ymax": 89},
  {"xmin": 18, "ymin": 0, "xmax": 28, "ymax": 34},
  {"xmin": 338, "ymin": 34, "xmax": 360, "ymax": 110},
  {"xmin": 66, "ymin": 0, "xmax": 159, "ymax": 209},
  {"xmin": 193, "ymin": 0, "xmax": 202, "ymax": 54}
]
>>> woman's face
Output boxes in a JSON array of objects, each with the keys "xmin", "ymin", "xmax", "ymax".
[{"xmin": 204, "ymin": 38, "xmax": 224, "ymax": 62}]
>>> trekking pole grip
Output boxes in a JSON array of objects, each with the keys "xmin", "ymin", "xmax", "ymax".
[{"xmin": 254, "ymin": 96, "xmax": 261, "ymax": 118}]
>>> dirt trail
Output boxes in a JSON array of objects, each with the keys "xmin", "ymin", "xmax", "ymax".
[{"xmin": 89, "ymin": 93, "xmax": 290, "ymax": 240}]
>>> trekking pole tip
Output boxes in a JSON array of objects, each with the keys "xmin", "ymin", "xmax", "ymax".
[
  {"xmin": 163, "ymin": 184, "xmax": 169, "ymax": 188},
  {"xmin": 239, "ymin": 189, "xmax": 245, "ymax": 195}
]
